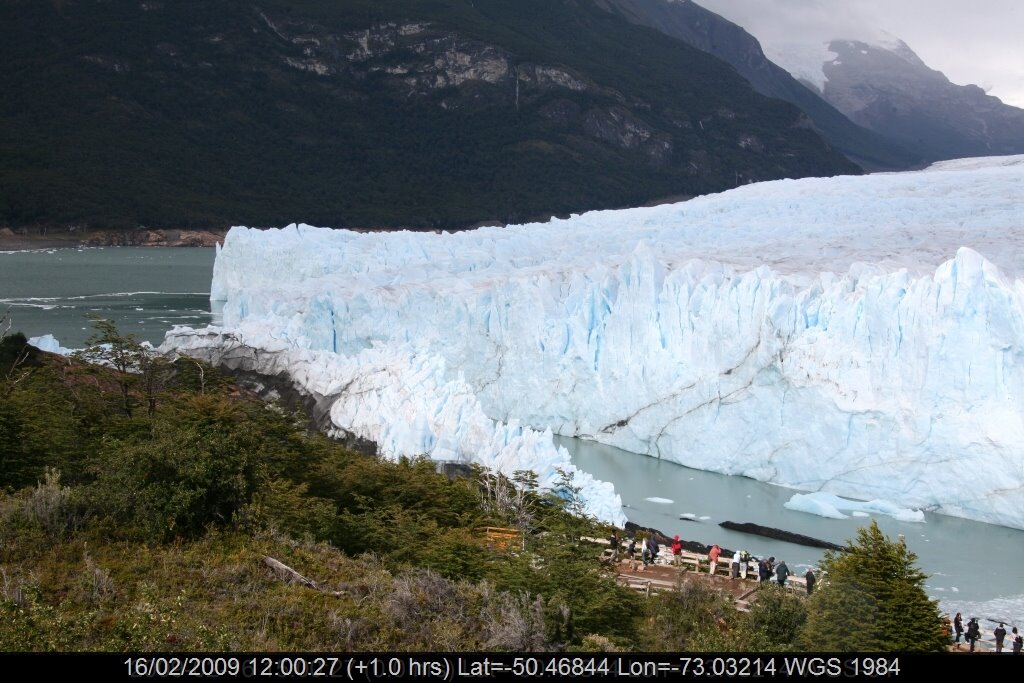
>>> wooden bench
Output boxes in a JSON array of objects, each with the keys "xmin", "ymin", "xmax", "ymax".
[{"xmin": 477, "ymin": 526, "xmax": 522, "ymax": 551}]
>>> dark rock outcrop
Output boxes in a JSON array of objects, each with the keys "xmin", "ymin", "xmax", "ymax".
[{"xmin": 719, "ymin": 521, "xmax": 844, "ymax": 551}]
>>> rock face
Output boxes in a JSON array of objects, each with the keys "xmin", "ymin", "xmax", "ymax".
[
  {"xmin": 80, "ymin": 230, "xmax": 224, "ymax": 247},
  {"xmin": 0, "ymin": 0, "xmax": 857, "ymax": 230}
]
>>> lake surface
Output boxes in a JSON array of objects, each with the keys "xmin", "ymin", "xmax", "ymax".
[
  {"xmin": 2, "ymin": 245, "xmax": 1021, "ymax": 626},
  {"xmin": 0, "ymin": 246, "xmax": 215, "ymax": 347}
]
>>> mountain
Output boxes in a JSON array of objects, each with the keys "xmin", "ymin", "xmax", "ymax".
[
  {"xmin": 0, "ymin": 0, "xmax": 858, "ymax": 231},
  {"xmin": 168, "ymin": 155, "xmax": 1024, "ymax": 530},
  {"xmin": 597, "ymin": 0, "xmax": 920, "ymax": 170},
  {"xmin": 768, "ymin": 36, "xmax": 1024, "ymax": 164}
]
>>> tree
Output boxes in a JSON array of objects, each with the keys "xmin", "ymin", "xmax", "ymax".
[
  {"xmin": 84, "ymin": 395, "xmax": 271, "ymax": 539},
  {"xmin": 75, "ymin": 317, "xmax": 147, "ymax": 417},
  {"xmin": 1, "ymin": 313, "xmax": 37, "ymax": 396},
  {"xmin": 740, "ymin": 585, "xmax": 808, "ymax": 652},
  {"xmin": 799, "ymin": 521, "xmax": 947, "ymax": 652}
]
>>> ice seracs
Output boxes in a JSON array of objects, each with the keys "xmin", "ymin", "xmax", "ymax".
[
  {"xmin": 28, "ymin": 334, "xmax": 73, "ymax": 355},
  {"xmin": 165, "ymin": 155, "xmax": 1024, "ymax": 530}
]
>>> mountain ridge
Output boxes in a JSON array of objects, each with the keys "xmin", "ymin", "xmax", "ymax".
[
  {"xmin": 0, "ymin": 0, "xmax": 858, "ymax": 231},
  {"xmin": 599, "ymin": 0, "xmax": 921, "ymax": 170}
]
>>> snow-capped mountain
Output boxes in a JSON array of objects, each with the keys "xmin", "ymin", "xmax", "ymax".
[
  {"xmin": 165, "ymin": 156, "xmax": 1024, "ymax": 531},
  {"xmin": 766, "ymin": 35, "xmax": 1024, "ymax": 163},
  {"xmin": 601, "ymin": 0, "xmax": 920, "ymax": 170},
  {"xmin": 689, "ymin": 0, "xmax": 1024, "ymax": 164}
]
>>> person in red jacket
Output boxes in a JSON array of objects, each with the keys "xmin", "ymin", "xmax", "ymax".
[{"xmin": 671, "ymin": 535, "xmax": 683, "ymax": 567}]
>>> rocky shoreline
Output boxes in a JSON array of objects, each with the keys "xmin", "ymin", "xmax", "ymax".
[{"xmin": 0, "ymin": 227, "xmax": 225, "ymax": 250}]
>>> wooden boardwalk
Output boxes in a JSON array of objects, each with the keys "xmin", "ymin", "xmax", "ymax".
[{"xmin": 604, "ymin": 549, "xmax": 812, "ymax": 613}]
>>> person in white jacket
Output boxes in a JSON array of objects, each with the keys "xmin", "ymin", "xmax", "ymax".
[{"xmin": 731, "ymin": 550, "xmax": 741, "ymax": 579}]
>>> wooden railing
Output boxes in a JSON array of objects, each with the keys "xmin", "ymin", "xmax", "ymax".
[{"xmin": 605, "ymin": 547, "xmax": 814, "ymax": 595}]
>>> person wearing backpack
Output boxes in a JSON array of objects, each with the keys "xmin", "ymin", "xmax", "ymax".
[
  {"xmin": 994, "ymin": 623, "xmax": 1007, "ymax": 653},
  {"xmin": 966, "ymin": 618, "xmax": 981, "ymax": 652},
  {"xmin": 775, "ymin": 560, "xmax": 790, "ymax": 587},
  {"xmin": 649, "ymin": 534, "xmax": 660, "ymax": 564}
]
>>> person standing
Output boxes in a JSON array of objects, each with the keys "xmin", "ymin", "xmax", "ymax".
[
  {"xmin": 730, "ymin": 550, "xmax": 741, "ymax": 579},
  {"xmin": 739, "ymin": 550, "xmax": 750, "ymax": 579},
  {"xmin": 757, "ymin": 557, "xmax": 770, "ymax": 583},
  {"xmin": 966, "ymin": 618, "xmax": 981, "ymax": 652},
  {"xmin": 804, "ymin": 568, "xmax": 816, "ymax": 595},
  {"xmin": 995, "ymin": 623, "xmax": 1007, "ymax": 653},
  {"xmin": 608, "ymin": 530, "xmax": 620, "ymax": 562},
  {"xmin": 953, "ymin": 613, "xmax": 963, "ymax": 643},
  {"xmin": 775, "ymin": 560, "xmax": 790, "ymax": 587},
  {"xmin": 708, "ymin": 544, "xmax": 721, "ymax": 576},
  {"xmin": 643, "ymin": 534, "xmax": 659, "ymax": 568},
  {"xmin": 671, "ymin": 535, "xmax": 683, "ymax": 568},
  {"xmin": 1011, "ymin": 626, "xmax": 1022, "ymax": 654}
]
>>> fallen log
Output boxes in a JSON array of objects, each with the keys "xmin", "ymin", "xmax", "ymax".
[
  {"xmin": 262, "ymin": 556, "xmax": 349, "ymax": 597},
  {"xmin": 718, "ymin": 522, "xmax": 844, "ymax": 551},
  {"xmin": 263, "ymin": 556, "xmax": 320, "ymax": 589}
]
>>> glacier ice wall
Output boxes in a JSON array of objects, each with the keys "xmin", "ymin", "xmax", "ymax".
[{"xmin": 168, "ymin": 155, "xmax": 1024, "ymax": 529}]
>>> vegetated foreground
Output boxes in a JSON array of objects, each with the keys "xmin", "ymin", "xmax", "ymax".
[{"xmin": 0, "ymin": 324, "xmax": 947, "ymax": 652}]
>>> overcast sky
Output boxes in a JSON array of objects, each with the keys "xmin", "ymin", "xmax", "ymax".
[{"xmin": 695, "ymin": 0, "xmax": 1024, "ymax": 108}]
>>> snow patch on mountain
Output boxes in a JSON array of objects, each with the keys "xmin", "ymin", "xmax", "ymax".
[{"xmin": 762, "ymin": 42, "xmax": 837, "ymax": 92}]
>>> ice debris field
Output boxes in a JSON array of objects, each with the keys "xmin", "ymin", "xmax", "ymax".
[{"xmin": 164, "ymin": 155, "xmax": 1024, "ymax": 529}]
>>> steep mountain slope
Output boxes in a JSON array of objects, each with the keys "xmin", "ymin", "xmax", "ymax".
[
  {"xmin": 0, "ymin": 0, "xmax": 858, "ymax": 230},
  {"xmin": 599, "ymin": 0, "xmax": 920, "ymax": 170},
  {"xmin": 807, "ymin": 38, "xmax": 1024, "ymax": 163}
]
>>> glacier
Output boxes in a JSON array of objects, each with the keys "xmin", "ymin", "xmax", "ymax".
[{"xmin": 164, "ymin": 155, "xmax": 1024, "ymax": 529}]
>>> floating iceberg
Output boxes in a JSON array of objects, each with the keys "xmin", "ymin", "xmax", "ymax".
[
  {"xmin": 165, "ymin": 155, "xmax": 1024, "ymax": 529},
  {"xmin": 784, "ymin": 492, "xmax": 925, "ymax": 523}
]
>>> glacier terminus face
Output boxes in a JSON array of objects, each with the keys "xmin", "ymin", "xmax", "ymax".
[{"xmin": 164, "ymin": 155, "xmax": 1024, "ymax": 529}]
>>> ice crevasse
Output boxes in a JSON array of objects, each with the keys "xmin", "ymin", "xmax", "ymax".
[{"xmin": 164, "ymin": 155, "xmax": 1024, "ymax": 529}]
